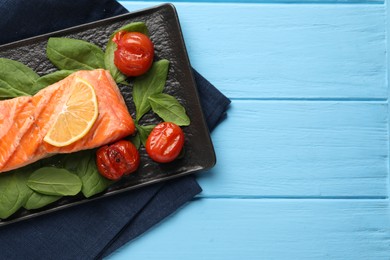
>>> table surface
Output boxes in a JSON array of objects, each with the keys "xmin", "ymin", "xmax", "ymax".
[{"xmin": 108, "ymin": 1, "xmax": 390, "ymax": 259}]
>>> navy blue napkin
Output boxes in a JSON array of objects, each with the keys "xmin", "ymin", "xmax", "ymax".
[{"xmin": 0, "ymin": 0, "xmax": 230, "ymax": 259}]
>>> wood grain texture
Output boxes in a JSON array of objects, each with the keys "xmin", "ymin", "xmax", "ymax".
[
  {"xmin": 109, "ymin": 199, "xmax": 390, "ymax": 259},
  {"xmin": 122, "ymin": 0, "xmax": 383, "ymax": 3},
  {"xmin": 120, "ymin": 2, "xmax": 386, "ymax": 99},
  {"xmin": 109, "ymin": 2, "xmax": 390, "ymax": 260},
  {"xmin": 197, "ymin": 100, "xmax": 388, "ymax": 197},
  {"xmin": 386, "ymin": 0, "xmax": 390, "ymax": 203}
]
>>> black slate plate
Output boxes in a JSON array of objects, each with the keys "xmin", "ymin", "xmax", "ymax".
[{"xmin": 0, "ymin": 4, "xmax": 215, "ymax": 226}]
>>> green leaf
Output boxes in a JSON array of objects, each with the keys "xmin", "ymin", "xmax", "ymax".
[
  {"xmin": 136, "ymin": 124, "xmax": 156, "ymax": 146},
  {"xmin": 63, "ymin": 151, "xmax": 112, "ymax": 198},
  {"xmin": 47, "ymin": 37, "xmax": 105, "ymax": 70},
  {"xmin": 104, "ymin": 22, "xmax": 148, "ymax": 83},
  {"xmin": 104, "ymin": 41, "xmax": 127, "ymax": 83},
  {"xmin": 27, "ymin": 167, "xmax": 82, "ymax": 196},
  {"xmin": 148, "ymin": 93, "xmax": 190, "ymax": 126},
  {"xmin": 24, "ymin": 192, "xmax": 61, "ymax": 210},
  {"xmin": 0, "ymin": 174, "xmax": 26, "ymax": 219},
  {"xmin": 113, "ymin": 22, "xmax": 149, "ymax": 38},
  {"xmin": 133, "ymin": 60, "xmax": 170, "ymax": 121},
  {"xmin": 0, "ymin": 167, "xmax": 35, "ymax": 219},
  {"xmin": 129, "ymin": 133, "xmax": 141, "ymax": 149},
  {"xmin": 0, "ymin": 58, "xmax": 39, "ymax": 99},
  {"xmin": 31, "ymin": 70, "xmax": 75, "ymax": 94}
]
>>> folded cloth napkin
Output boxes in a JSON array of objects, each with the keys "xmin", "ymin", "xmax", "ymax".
[{"xmin": 0, "ymin": 0, "xmax": 231, "ymax": 259}]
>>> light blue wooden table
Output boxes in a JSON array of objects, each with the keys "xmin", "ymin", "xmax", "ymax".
[{"xmin": 109, "ymin": 1, "xmax": 390, "ymax": 259}]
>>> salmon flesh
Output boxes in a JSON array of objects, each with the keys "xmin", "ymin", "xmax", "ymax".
[{"xmin": 0, "ymin": 69, "xmax": 135, "ymax": 173}]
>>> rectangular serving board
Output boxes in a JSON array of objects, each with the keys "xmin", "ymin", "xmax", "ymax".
[{"xmin": 0, "ymin": 3, "xmax": 215, "ymax": 226}]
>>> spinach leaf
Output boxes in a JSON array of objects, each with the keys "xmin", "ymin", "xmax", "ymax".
[
  {"xmin": 114, "ymin": 22, "xmax": 149, "ymax": 36},
  {"xmin": 129, "ymin": 133, "xmax": 141, "ymax": 149},
  {"xmin": 0, "ymin": 168, "xmax": 35, "ymax": 219},
  {"xmin": 47, "ymin": 37, "xmax": 105, "ymax": 70},
  {"xmin": 24, "ymin": 192, "xmax": 61, "ymax": 210},
  {"xmin": 136, "ymin": 124, "xmax": 156, "ymax": 146},
  {"xmin": 31, "ymin": 70, "xmax": 74, "ymax": 94},
  {"xmin": 0, "ymin": 174, "xmax": 26, "ymax": 219},
  {"xmin": 148, "ymin": 93, "xmax": 190, "ymax": 126},
  {"xmin": 104, "ymin": 22, "xmax": 148, "ymax": 83},
  {"xmin": 133, "ymin": 59, "xmax": 170, "ymax": 121},
  {"xmin": 63, "ymin": 151, "xmax": 112, "ymax": 198},
  {"xmin": 104, "ymin": 41, "xmax": 127, "ymax": 84},
  {"xmin": 27, "ymin": 167, "xmax": 82, "ymax": 196},
  {"xmin": 0, "ymin": 58, "xmax": 39, "ymax": 99}
]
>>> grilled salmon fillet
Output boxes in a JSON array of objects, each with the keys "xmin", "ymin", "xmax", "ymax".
[{"xmin": 0, "ymin": 69, "xmax": 135, "ymax": 173}]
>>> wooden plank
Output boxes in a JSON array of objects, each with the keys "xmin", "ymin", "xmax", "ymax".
[
  {"xmin": 114, "ymin": 3, "xmax": 390, "ymax": 260},
  {"xmin": 196, "ymin": 100, "xmax": 388, "ymax": 197},
  {"xmin": 385, "ymin": 0, "xmax": 390, "ymax": 200},
  {"xmin": 121, "ymin": 0, "xmax": 383, "ymax": 4},
  {"xmin": 108, "ymin": 199, "xmax": 390, "ymax": 259},
  {"xmin": 120, "ymin": 2, "xmax": 386, "ymax": 99}
]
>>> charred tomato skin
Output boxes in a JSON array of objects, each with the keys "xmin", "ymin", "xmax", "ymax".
[
  {"xmin": 145, "ymin": 122, "xmax": 185, "ymax": 163},
  {"xmin": 96, "ymin": 140, "xmax": 140, "ymax": 180},
  {"xmin": 113, "ymin": 31, "xmax": 154, "ymax": 77}
]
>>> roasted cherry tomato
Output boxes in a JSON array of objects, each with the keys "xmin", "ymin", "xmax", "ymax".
[
  {"xmin": 145, "ymin": 122, "xmax": 185, "ymax": 163},
  {"xmin": 96, "ymin": 140, "xmax": 140, "ymax": 180},
  {"xmin": 112, "ymin": 31, "xmax": 154, "ymax": 77}
]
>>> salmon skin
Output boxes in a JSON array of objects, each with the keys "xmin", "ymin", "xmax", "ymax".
[{"xmin": 0, "ymin": 69, "xmax": 135, "ymax": 173}]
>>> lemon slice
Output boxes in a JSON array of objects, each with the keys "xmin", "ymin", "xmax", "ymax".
[{"xmin": 44, "ymin": 77, "xmax": 98, "ymax": 147}]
